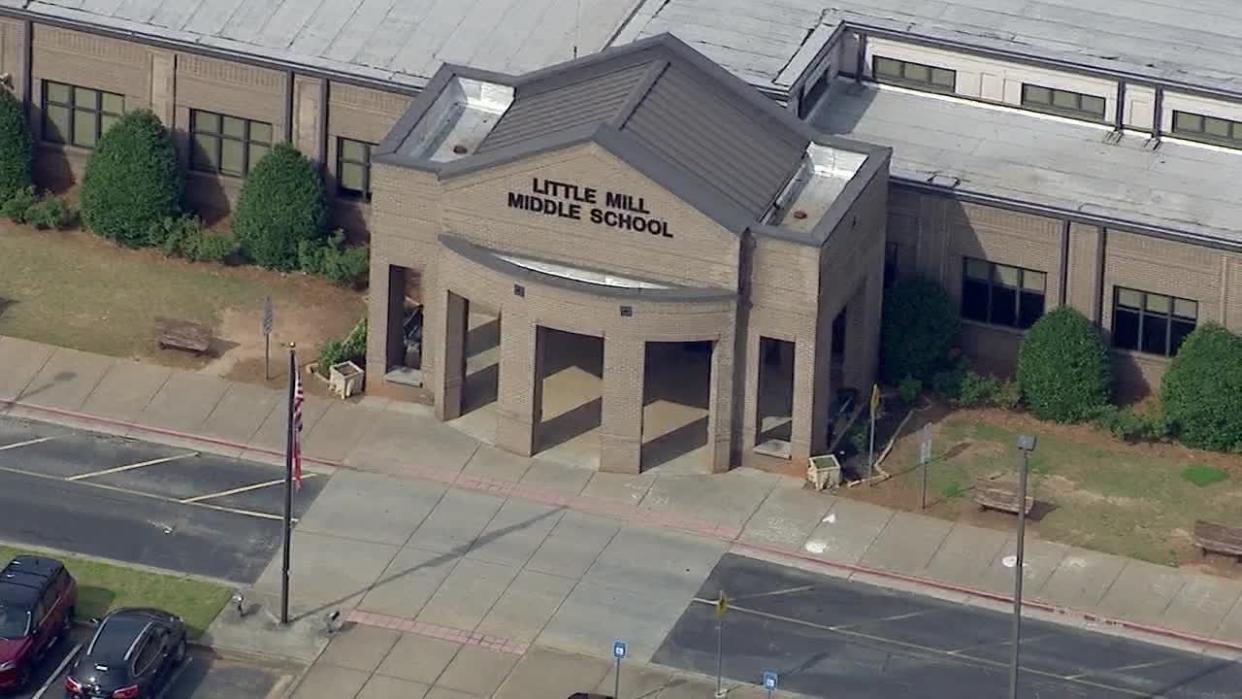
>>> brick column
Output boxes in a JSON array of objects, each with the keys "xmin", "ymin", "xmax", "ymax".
[
  {"xmin": 496, "ymin": 318, "xmax": 543, "ymax": 457},
  {"xmin": 842, "ymin": 282, "xmax": 869, "ymax": 393},
  {"xmin": 434, "ymin": 292, "xmax": 468, "ymax": 421},
  {"xmin": 600, "ymin": 336, "xmax": 645, "ymax": 473},
  {"xmin": 789, "ymin": 337, "xmax": 816, "ymax": 462},
  {"xmin": 705, "ymin": 332, "xmax": 735, "ymax": 473}
]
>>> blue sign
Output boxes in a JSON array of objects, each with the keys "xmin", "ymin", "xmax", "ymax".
[
  {"xmin": 613, "ymin": 640, "xmax": 627, "ymax": 659},
  {"xmin": 762, "ymin": 670, "xmax": 778, "ymax": 690}
]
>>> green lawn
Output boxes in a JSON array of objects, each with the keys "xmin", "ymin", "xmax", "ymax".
[
  {"xmin": 0, "ymin": 546, "xmax": 231, "ymax": 638},
  {"xmin": 863, "ymin": 409, "xmax": 1242, "ymax": 566}
]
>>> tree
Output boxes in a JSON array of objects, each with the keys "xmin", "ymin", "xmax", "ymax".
[
  {"xmin": 880, "ymin": 277, "xmax": 960, "ymax": 383},
  {"xmin": 1161, "ymin": 324, "xmax": 1242, "ymax": 451},
  {"xmin": 1016, "ymin": 306, "xmax": 1111, "ymax": 422},
  {"xmin": 0, "ymin": 88, "xmax": 32, "ymax": 204},
  {"xmin": 232, "ymin": 143, "xmax": 327, "ymax": 270},
  {"xmin": 79, "ymin": 110, "xmax": 181, "ymax": 246}
]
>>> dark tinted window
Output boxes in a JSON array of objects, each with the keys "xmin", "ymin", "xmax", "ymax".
[
  {"xmin": 0, "ymin": 606, "xmax": 29, "ymax": 638},
  {"xmin": 1111, "ymin": 287, "xmax": 1197, "ymax": 357},
  {"xmin": 132, "ymin": 636, "xmax": 162, "ymax": 676},
  {"xmin": 960, "ymin": 257, "xmax": 1046, "ymax": 329}
]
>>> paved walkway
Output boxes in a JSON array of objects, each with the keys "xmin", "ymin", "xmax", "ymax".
[{"xmin": 4, "ymin": 335, "xmax": 1242, "ymax": 694}]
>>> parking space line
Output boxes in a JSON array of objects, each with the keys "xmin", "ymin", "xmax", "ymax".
[
  {"xmin": 67, "ymin": 452, "xmax": 199, "ymax": 481},
  {"xmin": 0, "ymin": 463, "xmax": 295, "ymax": 523},
  {"xmin": 0, "ymin": 436, "xmax": 55, "ymax": 452},
  {"xmin": 31, "ymin": 642, "xmax": 80, "ymax": 699},
  {"xmin": 180, "ymin": 472, "xmax": 319, "ymax": 503}
]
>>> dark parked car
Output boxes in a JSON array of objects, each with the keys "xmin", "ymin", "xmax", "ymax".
[
  {"xmin": 0, "ymin": 555, "xmax": 76, "ymax": 693},
  {"xmin": 65, "ymin": 609, "xmax": 186, "ymax": 699}
]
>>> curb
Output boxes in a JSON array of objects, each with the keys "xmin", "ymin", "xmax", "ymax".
[{"xmin": 9, "ymin": 394, "xmax": 1242, "ymax": 660}]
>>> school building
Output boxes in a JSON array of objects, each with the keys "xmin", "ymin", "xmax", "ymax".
[{"xmin": 0, "ymin": 0, "xmax": 1237, "ymax": 472}]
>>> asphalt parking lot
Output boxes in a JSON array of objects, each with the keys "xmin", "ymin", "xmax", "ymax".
[
  {"xmin": 12, "ymin": 628, "xmax": 299, "ymax": 699},
  {"xmin": 654, "ymin": 554, "xmax": 1242, "ymax": 698},
  {"xmin": 0, "ymin": 416, "xmax": 326, "ymax": 583}
]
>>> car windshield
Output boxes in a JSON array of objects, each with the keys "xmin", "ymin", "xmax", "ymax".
[{"xmin": 0, "ymin": 606, "xmax": 30, "ymax": 638}]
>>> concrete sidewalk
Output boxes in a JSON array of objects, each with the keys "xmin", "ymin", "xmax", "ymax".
[{"xmin": 4, "ymin": 334, "xmax": 1242, "ymax": 663}]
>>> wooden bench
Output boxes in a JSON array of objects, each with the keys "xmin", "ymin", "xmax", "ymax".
[
  {"xmin": 973, "ymin": 479, "xmax": 1034, "ymax": 515},
  {"xmin": 1194, "ymin": 520, "xmax": 1242, "ymax": 560},
  {"xmin": 155, "ymin": 317, "xmax": 212, "ymax": 354}
]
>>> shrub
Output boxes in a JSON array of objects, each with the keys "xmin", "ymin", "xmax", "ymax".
[
  {"xmin": 233, "ymin": 143, "xmax": 327, "ymax": 270},
  {"xmin": 1016, "ymin": 306, "xmax": 1111, "ymax": 422},
  {"xmin": 79, "ymin": 110, "xmax": 181, "ymax": 246},
  {"xmin": 298, "ymin": 231, "xmax": 370, "ymax": 287},
  {"xmin": 930, "ymin": 356, "xmax": 968, "ymax": 400},
  {"xmin": 1161, "ymin": 324, "xmax": 1242, "ymax": 451},
  {"xmin": 316, "ymin": 317, "xmax": 367, "ymax": 376},
  {"xmin": 1182, "ymin": 464, "xmax": 1228, "ymax": 488},
  {"xmin": 897, "ymin": 376, "xmax": 922, "ymax": 404},
  {"xmin": 24, "ymin": 196, "xmax": 70, "ymax": 230},
  {"xmin": 0, "ymin": 88, "xmax": 32, "ymax": 204},
  {"xmin": 1090, "ymin": 404, "xmax": 1169, "ymax": 442},
  {"xmin": 150, "ymin": 215, "xmax": 239, "ymax": 263},
  {"xmin": 880, "ymin": 277, "xmax": 959, "ymax": 384},
  {"xmin": 1, "ymin": 185, "xmax": 35, "ymax": 222},
  {"xmin": 956, "ymin": 371, "xmax": 1021, "ymax": 409}
]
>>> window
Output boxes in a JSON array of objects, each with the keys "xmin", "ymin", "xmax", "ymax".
[
  {"xmin": 1020, "ymin": 84, "xmax": 1107, "ymax": 122},
  {"xmin": 961, "ymin": 257, "xmax": 1046, "ymax": 329},
  {"xmin": 42, "ymin": 81, "xmax": 124, "ymax": 148},
  {"xmin": 884, "ymin": 242, "xmax": 899, "ymax": 288},
  {"xmin": 872, "ymin": 56, "xmax": 956, "ymax": 94},
  {"xmin": 1172, "ymin": 110, "xmax": 1242, "ymax": 150},
  {"xmin": 336, "ymin": 137, "xmax": 374, "ymax": 200},
  {"xmin": 1112, "ymin": 287, "xmax": 1197, "ymax": 357},
  {"xmin": 190, "ymin": 110, "xmax": 272, "ymax": 177}
]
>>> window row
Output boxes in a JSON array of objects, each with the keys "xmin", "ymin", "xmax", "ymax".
[
  {"xmin": 1172, "ymin": 110, "xmax": 1242, "ymax": 149},
  {"xmin": 959, "ymin": 257, "xmax": 1198, "ymax": 358},
  {"xmin": 870, "ymin": 55, "xmax": 1109, "ymax": 123},
  {"xmin": 39, "ymin": 82, "xmax": 374, "ymax": 197}
]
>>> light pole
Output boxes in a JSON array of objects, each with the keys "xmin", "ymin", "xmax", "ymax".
[{"xmin": 1010, "ymin": 434, "xmax": 1036, "ymax": 699}]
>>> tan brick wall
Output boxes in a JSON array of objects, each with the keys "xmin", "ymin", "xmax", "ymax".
[{"xmin": 0, "ymin": 19, "xmax": 27, "ymax": 95}]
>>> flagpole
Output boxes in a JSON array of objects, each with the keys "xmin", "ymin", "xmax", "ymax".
[{"xmin": 280, "ymin": 343, "xmax": 295, "ymax": 626}]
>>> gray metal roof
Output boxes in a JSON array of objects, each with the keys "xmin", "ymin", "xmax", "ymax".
[
  {"xmin": 812, "ymin": 82, "xmax": 1242, "ymax": 247},
  {"xmin": 613, "ymin": 0, "xmax": 1242, "ymax": 96},
  {"xmin": 7, "ymin": 0, "xmax": 644, "ymax": 88}
]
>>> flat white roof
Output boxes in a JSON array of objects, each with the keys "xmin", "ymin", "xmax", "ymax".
[{"xmin": 812, "ymin": 81, "xmax": 1242, "ymax": 245}]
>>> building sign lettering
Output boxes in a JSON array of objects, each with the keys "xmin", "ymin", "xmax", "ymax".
[{"xmin": 506, "ymin": 177, "xmax": 673, "ymax": 238}]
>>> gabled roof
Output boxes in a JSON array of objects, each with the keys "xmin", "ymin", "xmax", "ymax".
[{"xmin": 381, "ymin": 34, "xmax": 818, "ymax": 234}]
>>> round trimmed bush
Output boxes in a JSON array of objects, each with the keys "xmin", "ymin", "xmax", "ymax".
[
  {"xmin": 233, "ymin": 143, "xmax": 327, "ymax": 270},
  {"xmin": 80, "ymin": 110, "xmax": 181, "ymax": 246},
  {"xmin": 880, "ymin": 277, "xmax": 960, "ymax": 383},
  {"xmin": 1016, "ymin": 306, "xmax": 1111, "ymax": 422},
  {"xmin": 1161, "ymin": 324, "xmax": 1242, "ymax": 451},
  {"xmin": 0, "ymin": 88, "xmax": 32, "ymax": 204}
]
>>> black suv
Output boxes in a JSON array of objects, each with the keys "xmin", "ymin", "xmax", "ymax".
[
  {"xmin": 0, "ymin": 555, "xmax": 76, "ymax": 692},
  {"xmin": 64, "ymin": 609, "xmax": 186, "ymax": 699}
]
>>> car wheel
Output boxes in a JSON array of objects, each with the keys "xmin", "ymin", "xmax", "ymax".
[
  {"xmin": 16, "ymin": 665, "xmax": 30, "ymax": 690},
  {"xmin": 61, "ymin": 607, "xmax": 75, "ymax": 639},
  {"xmin": 174, "ymin": 638, "xmax": 187, "ymax": 665}
]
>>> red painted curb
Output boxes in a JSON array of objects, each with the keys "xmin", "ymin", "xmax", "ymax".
[
  {"xmin": 3, "ymin": 398, "xmax": 343, "ymax": 468},
  {"xmin": 8, "ymin": 394, "xmax": 1241, "ymax": 656}
]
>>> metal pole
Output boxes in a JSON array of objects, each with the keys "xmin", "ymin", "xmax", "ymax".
[
  {"xmin": 280, "ymin": 346, "xmax": 295, "ymax": 625},
  {"xmin": 614, "ymin": 656, "xmax": 620, "ymax": 699},
  {"xmin": 867, "ymin": 405, "xmax": 876, "ymax": 481},
  {"xmin": 715, "ymin": 615, "xmax": 724, "ymax": 698},
  {"xmin": 264, "ymin": 333, "xmax": 270, "ymax": 381},
  {"xmin": 1009, "ymin": 448, "xmax": 1029, "ymax": 698},
  {"xmin": 921, "ymin": 456, "xmax": 928, "ymax": 510}
]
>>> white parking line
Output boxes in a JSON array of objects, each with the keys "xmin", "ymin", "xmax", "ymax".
[
  {"xmin": 0, "ymin": 436, "xmax": 55, "ymax": 452},
  {"xmin": 180, "ymin": 473, "xmax": 319, "ymax": 503},
  {"xmin": 31, "ymin": 642, "xmax": 80, "ymax": 699},
  {"xmin": 67, "ymin": 452, "xmax": 199, "ymax": 481}
]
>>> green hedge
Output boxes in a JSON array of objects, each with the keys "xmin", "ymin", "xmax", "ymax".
[
  {"xmin": 1016, "ymin": 306, "xmax": 1111, "ymax": 422},
  {"xmin": 1161, "ymin": 324, "xmax": 1242, "ymax": 451},
  {"xmin": 233, "ymin": 143, "xmax": 327, "ymax": 270},
  {"xmin": 880, "ymin": 277, "xmax": 959, "ymax": 383},
  {"xmin": 0, "ymin": 88, "xmax": 32, "ymax": 204},
  {"xmin": 79, "ymin": 110, "xmax": 181, "ymax": 246}
]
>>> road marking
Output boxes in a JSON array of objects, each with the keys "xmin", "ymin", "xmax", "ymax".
[
  {"xmin": 0, "ymin": 463, "xmax": 295, "ymax": 523},
  {"xmin": 264, "ymin": 674, "xmax": 294, "ymax": 699},
  {"xmin": 67, "ymin": 452, "xmax": 199, "ymax": 481},
  {"xmin": 154, "ymin": 657, "xmax": 193, "ymax": 699},
  {"xmin": 32, "ymin": 642, "xmax": 81, "ymax": 699},
  {"xmin": 0, "ymin": 436, "xmax": 55, "ymax": 452},
  {"xmin": 689, "ymin": 597, "xmax": 1152, "ymax": 697},
  {"xmin": 732, "ymin": 585, "xmax": 815, "ymax": 601},
  {"xmin": 180, "ymin": 472, "xmax": 319, "ymax": 503}
]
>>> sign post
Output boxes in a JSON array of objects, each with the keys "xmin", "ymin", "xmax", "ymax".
[
  {"xmin": 867, "ymin": 385, "xmax": 880, "ymax": 481},
  {"xmin": 762, "ymin": 670, "xmax": 778, "ymax": 698},
  {"xmin": 612, "ymin": 640, "xmax": 626, "ymax": 699},
  {"xmin": 919, "ymin": 423, "xmax": 933, "ymax": 510},
  {"xmin": 262, "ymin": 296, "xmax": 274, "ymax": 380},
  {"xmin": 714, "ymin": 591, "xmax": 729, "ymax": 698}
]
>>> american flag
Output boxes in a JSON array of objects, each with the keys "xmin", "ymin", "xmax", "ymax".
[{"xmin": 292, "ymin": 369, "xmax": 304, "ymax": 490}]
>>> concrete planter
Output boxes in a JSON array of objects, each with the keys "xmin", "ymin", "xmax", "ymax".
[{"xmin": 329, "ymin": 361, "xmax": 365, "ymax": 399}]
